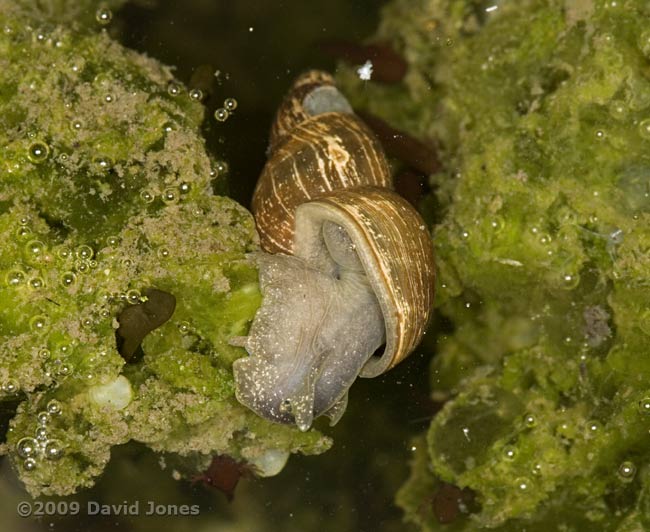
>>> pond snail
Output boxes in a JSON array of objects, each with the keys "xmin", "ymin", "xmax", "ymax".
[{"xmin": 231, "ymin": 70, "xmax": 435, "ymax": 431}]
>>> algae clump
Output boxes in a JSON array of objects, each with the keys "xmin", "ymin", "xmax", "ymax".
[
  {"xmin": 342, "ymin": 0, "xmax": 650, "ymax": 530},
  {"xmin": 0, "ymin": 0, "xmax": 330, "ymax": 497}
]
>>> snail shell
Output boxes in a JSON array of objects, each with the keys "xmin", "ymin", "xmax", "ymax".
[
  {"xmin": 252, "ymin": 72, "xmax": 392, "ymax": 255},
  {"xmin": 232, "ymin": 71, "xmax": 435, "ymax": 430},
  {"xmin": 294, "ymin": 186, "xmax": 435, "ymax": 377}
]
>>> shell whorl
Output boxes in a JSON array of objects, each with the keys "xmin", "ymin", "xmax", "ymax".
[
  {"xmin": 253, "ymin": 112, "xmax": 392, "ymax": 254},
  {"xmin": 294, "ymin": 186, "xmax": 436, "ymax": 376}
]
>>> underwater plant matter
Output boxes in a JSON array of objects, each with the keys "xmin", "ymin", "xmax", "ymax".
[
  {"xmin": 341, "ymin": 0, "xmax": 650, "ymax": 529},
  {"xmin": 0, "ymin": 0, "xmax": 330, "ymax": 497}
]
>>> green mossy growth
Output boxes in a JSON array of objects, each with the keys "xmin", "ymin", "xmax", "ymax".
[
  {"xmin": 0, "ymin": 1, "xmax": 330, "ymax": 497},
  {"xmin": 342, "ymin": 0, "xmax": 650, "ymax": 529}
]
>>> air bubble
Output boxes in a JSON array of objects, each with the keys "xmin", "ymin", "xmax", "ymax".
[
  {"xmin": 16, "ymin": 226, "xmax": 31, "ymax": 238},
  {"xmin": 25, "ymin": 239, "xmax": 45, "ymax": 256},
  {"xmin": 95, "ymin": 7, "xmax": 113, "ymax": 25},
  {"xmin": 16, "ymin": 437, "xmax": 37, "ymax": 458},
  {"xmin": 5, "ymin": 269, "xmax": 26, "ymax": 286},
  {"xmin": 560, "ymin": 273, "xmax": 580, "ymax": 290},
  {"xmin": 76, "ymin": 245, "xmax": 94, "ymax": 260},
  {"xmin": 104, "ymin": 94, "xmax": 114, "ymax": 103},
  {"xmin": 58, "ymin": 364, "xmax": 72, "ymax": 376},
  {"xmin": 178, "ymin": 321, "xmax": 190, "ymax": 334},
  {"xmin": 106, "ymin": 235, "xmax": 119, "ymax": 247},
  {"xmin": 47, "ymin": 399, "xmax": 62, "ymax": 415},
  {"xmin": 224, "ymin": 97, "xmax": 238, "ymax": 111},
  {"xmin": 126, "ymin": 289, "xmax": 141, "ymax": 304},
  {"xmin": 167, "ymin": 82, "xmax": 181, "ymax": 96},
  {"xmin": 157, "ymin": 247, "xmax": 170, "ymax": 259},
  {"xmin": 503, "ymin": 446, "xmax": 516, "ymax": 460},
  {"xmin": 57, "ymin": 247, "xmax": 71, "ymax": 260},
  {"xmin": 35, "ymin": 427, "xmax": 48, "ymax": 441},
  {"xmin": 215, "ymin": 160, "xmax": 229, "ymax": 175},
  {"xmin": 595, "ymin": 130, "xmax": 605, "ymax": 140},
  {"xmin": 162, "ymin": 188, "xmax": 177, "ymax": 204},
  {"xmin": 69, "ymin": 119, "xmax": 83, "ymax": 131},
  {"xmin": 28, "ymin": 277, "xmax": 44, "ymax": 289},
  {"xmin": 639, "ymin": 398, "xmax": 650, "ymax": 415},
  {"xmin": 23, "ymin": 458, "xmax": 37, "ymax": 471},
  {"xmin": 44, "ymin": 440, "xmax": 63, "ymax": 461},
  {"xmin": 37, "ymin": 411, "xmax": 50, "ymax": 425},
  {"xmin": 38, "ymin": 348, "xmax": 51, "ymax": 360},
  {"xmin": 524, "ymin": 414, "xmax": 536, "ymax": 428},
  {"xmin": 60, "ymin": 272, "xmax": 76, "ymax": 287},
  {"xmin": 94, "ymin": 157, "xmax": 112, "ymax": 170},
  {"xmin": 28, "ymin": 141, "xmax": 49, "ymax": 164},
  {"xmin": 179, "ymin": 182, "xmax": 191, "ymax": 194},
  {"xmin": 639, "ymin": 119, "xmax": 650, "ymax": 140},
  {"xmin": 515, "ymin": 477, "xmax": 529, "ymax": 491},
  {"xmin": 30, "ymin": 315, "xmax": 48, "ymax": 332},
  {"xmin": 618, "ymin": 461, "xmax": 636, "ymax": 481},
  {"xmin": 608, "ymin": 100, "xmax": 627, "ymax": 120},
  {"xmin": 189, "ymin": 89, "xmax": 203, "ymax": 101},
  {"xmin": 140, "ymin": 190, "xmax": 154, "ymax": 203},
  {"xmin": 585, "ymin": 420, "xmax": 601, "ymax": 438},
  {"xmin": 214, "ymin": 108, "xmax": 229, "ymax": 122}
]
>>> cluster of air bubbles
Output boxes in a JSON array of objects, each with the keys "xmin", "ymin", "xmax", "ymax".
[
  {"xmin": 16, "ymin": 400, "xmax": 64, "ymax": 470},
  {"xmin": 5, "ymin": 269, "xmax": 26, "ymax": 287},
  {"xmin": 95, "ymin": 6, "xmax": 113, "ymax": 26},
  {"xmin": 1, "ymin": 379, "xmax": 18, "ymax": 395},
  {"xmin": 214, "ymin": 98, "xmax": 238, "ymax": 122}
]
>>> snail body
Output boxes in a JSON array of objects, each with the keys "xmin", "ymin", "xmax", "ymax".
[{"xmin": 232, "ymin": 71, "xmax": 435, "ymax": 430}]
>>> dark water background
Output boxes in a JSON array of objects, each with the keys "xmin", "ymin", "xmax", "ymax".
[{"xmin": 2, "ymin": 2, "xmax": 439, "ymax": 531}]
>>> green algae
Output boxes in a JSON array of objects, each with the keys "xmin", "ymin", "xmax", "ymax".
[
  {"xmin": 342, "ymin": 0, "xmax": 650, "ymax": 529},
  {"xmin": 0, "ymin": 0, "xmax": 330, "ymax": 497}
]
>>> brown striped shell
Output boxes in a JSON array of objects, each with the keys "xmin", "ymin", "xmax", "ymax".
[
  {"xmin": 294, "ymin": 186, "xmax": 435, "ymax": 376},
  {"xmin": 268, "ymin": 70, "xmax": 340, "ymax": 153},
  {"xmin": 253, "ymin": 112, "xmax": 392, "ymax": 254}
]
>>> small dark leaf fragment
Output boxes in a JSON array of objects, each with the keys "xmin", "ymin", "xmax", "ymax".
[
  {"xmin": 432, "ymin": 482, "xmax": 475, "ymax": 524},
  {"xmin": 192, "ymin": 455, "xmax": 252, "ymax": 501},
  {"xmin": 116, "ymin": 288, "xmax": 176, "ymax": 361}
]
